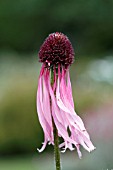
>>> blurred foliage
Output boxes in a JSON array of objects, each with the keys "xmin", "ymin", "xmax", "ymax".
[
  {"xmin": 0, "ymin": 56, "xmax": 43, "ymax": 155},
  {"xmin": 0, "ymin": 0, "xmax": 113, "ymax": 54}
]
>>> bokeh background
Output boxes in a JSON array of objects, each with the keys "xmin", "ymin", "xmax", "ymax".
[{"xmin": 0, "ymin": 0, "xmax": 113, "ymax": 170}]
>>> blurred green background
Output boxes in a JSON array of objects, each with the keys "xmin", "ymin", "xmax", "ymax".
[{"xmin": 0, "ymin": 0, "xmax": 113, "ymax": 169}]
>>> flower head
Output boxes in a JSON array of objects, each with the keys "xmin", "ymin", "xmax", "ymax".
[
  {"xmin": 37, "ymin": 32, "xmax": 95, "ymax": 158},
  {"xmin": 38, "ymin": 32, "xmax": 74, "ymax": 68}
]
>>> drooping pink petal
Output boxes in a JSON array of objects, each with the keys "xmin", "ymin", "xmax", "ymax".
[
  {"xmin": 43, "ymin": 70, "xmax": 53, "ymax": 128},
  {"xmin": 37, "ymin": 138, "xmax": 48, "ymax": 152},
  {"xmin": 56, "ymin": 68, "xmax": 86, "ymax": 131},
  {"xmin": 66, "ymin": 69, "xmax": 74, "ymax": 108},
  {"xmin": 53, "ymin": 67, "xmax": 57, "ymax": 92},
  {"xmin": 37, "ymin": 65, "xmax": 53, "ymax": 151},
  {"xmin": 46, "ymin": 70, "xmax": 64, "ymax": 125},
  {"xmin": 36, "ymin": 75, "xmax": 49, "ymax": 152},
  {"xmin": 37, "ymin": 70, "xmax": 50, "ymax": 138},
  {"xmin": 55, "ymin": 67, "xmax": 95, "ymax": 155},
  {"xmin": 47, "ymin": 72, "xmax": 78, "ymax": 146},
  {"xmin": 59, "ymin": 141, "xmax": 75, "ymax": 153},
  {"xmin": 76, "ymin": 144, "xmax": 82, "ymax": 159}
]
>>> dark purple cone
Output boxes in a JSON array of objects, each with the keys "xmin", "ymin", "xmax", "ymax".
[{"xmin": 38, "ymin": 32, "xmax": 75, "ymax": 67}]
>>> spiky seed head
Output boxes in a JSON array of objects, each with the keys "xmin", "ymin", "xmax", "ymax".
[{"xmin": 38, "ymin": 32, "xmax": 74, "ymax": 68}]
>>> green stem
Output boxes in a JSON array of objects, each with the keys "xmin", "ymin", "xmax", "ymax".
[
  {"xmin": 51, "ymin": 69, "xmax": 61, "ymax": 170},
  {"xmin": 53, "ymin": 121, "xmax": 61, "ymax": 170}
]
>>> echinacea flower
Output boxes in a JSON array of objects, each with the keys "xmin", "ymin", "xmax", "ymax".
[{"xmin": 37, "ymin": 32, "xmax": 95, "ymax": 158}]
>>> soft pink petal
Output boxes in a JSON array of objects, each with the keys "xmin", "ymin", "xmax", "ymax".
[
  {"xmin": 56, "ymin": 70, "xmax": 85, "ymax": 131},
  {"xmin": 56, "ymin": 67, "xmax": 95, "ymax": 156},
  {"xmin": 76, "ymin": 144, "xmax": 82, "ymax": 159},
  {"xmin": 46, "ymin": 70, "xmax": 64, "ymax": 125},
  {"xmin": 43, "ymin": 70, "xmax": 53, "ymax": 127},
  {"xmin": 66, "ymin": 69, "xmax": 74, "ymax": 108},
  {"xmin": 48, "ymin": 76, "xmax": 78, "ymax": 146},
  {"xmin": 37, "ymin": 66, "xmax": 53, "ymax": 151},
  {"xmin": 37, "ymin": 74, "xmax": 50, "ymax": 138},
  {"xmin": 53, "ymin": 67, "xmax": 57, "ymax": 92},
  {"xmin": 37, "ymin": 138, "xmax": 47, "ymax": 152}
]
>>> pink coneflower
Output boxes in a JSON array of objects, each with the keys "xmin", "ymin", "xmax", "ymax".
[{"xmin": 37, "ymin": 32, "xmax": 95, "ymax": 158}]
